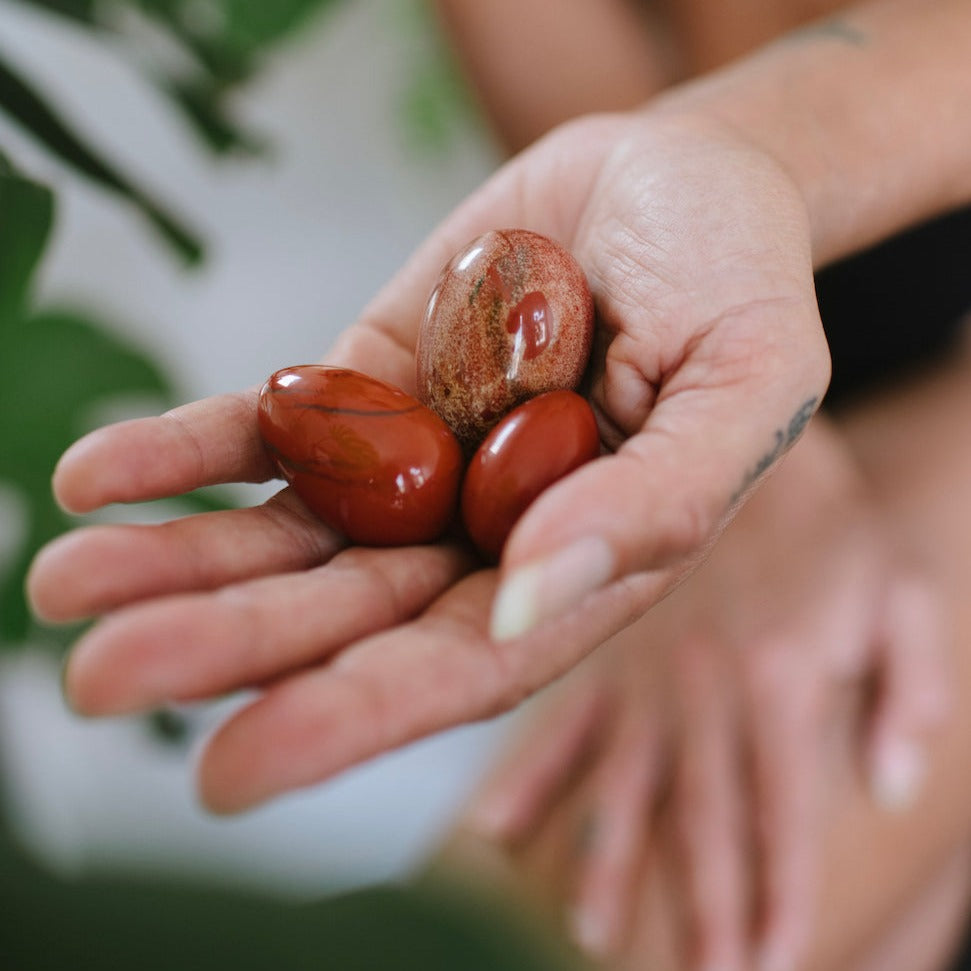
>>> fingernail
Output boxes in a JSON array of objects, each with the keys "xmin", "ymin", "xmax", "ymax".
[
  {"xmin": 463, "ymin": 795, "xmax": 516, "ymax": 841},
  {"xmin": 756, "ymin": 942, "xmax": 794, "ymax": 971},
  {"xmin": 490, "ymin": 537, "xmax": 615, "ymax": 641},
  {"xmin": 569, "ymin": 906, "xmax": 610, "ymax": 959},
  {"xmin": 872, "ymin": 739, "xmax": 926, "ymax": 812}
]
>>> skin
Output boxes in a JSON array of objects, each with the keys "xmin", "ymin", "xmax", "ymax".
[
  {"xmin": 434, "ymin": 1, "xmax": 971, "ymax": 965},
  {"xmin": 463, "ymin": 413, "xmax": 950, "ymax": 970},
  {"xmin": 28, "ymin": 108, "xmax": 831, "ymax": 805},
  {"xmin": 432, "ymin": 0, "xmax": 676, "ymax": 155},
  {"xmin": 25, "ymin": 0, "xmax": 971, "ymax": 934},
  {"xmin": 443, "ymin": 335, "xmax": 971, "ymax": 971}
]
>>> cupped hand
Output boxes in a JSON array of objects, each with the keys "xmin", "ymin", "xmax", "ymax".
[
  {"xmin": 28, "ymin": 106, "xmax": 830, "ymax": 812},
  {"xmin": 460, "ymin": 415, "xmax": 949, "ymax": 971}
]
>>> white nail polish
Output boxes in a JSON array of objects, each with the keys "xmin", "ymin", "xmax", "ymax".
[
  {"xmin": 489, "ymin": 537, "xmax": 615, "ymax": 641},
  {"xmin": 872, "ymin": 739, "xmax": 925, "ymax": 812}
]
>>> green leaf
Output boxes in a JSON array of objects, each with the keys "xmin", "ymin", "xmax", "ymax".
[
  {"xmin": 8, "ymin": 0, "xmax": 347, "ymax": 161},
  {"xmin": 215, "ymin": 0, "xmax": 345, "ymax": 56},
  {"xmin": 135, "ymin": 0, "xmax": 344, "ymax": 62},
  {"xmin": 0, "ymin": 159, "xmax": 54, "ymax": 323},
  {"xmin": 394, "ymin": 0, "xmax": 479, "ymax": 154},
  {"xmin": 0, "ymin": 307, "xmax": 162, "ymax": 646},
  {"xmin": 0, "ymin": 306, "xmax": 237, "ymax": 650},
  {"xmin": 0, "ymin": 53, "xmax": 204, "ymax": 264},
  {"xmin": 10, "ymin": 0, "xmax": 99, "ymax": 25},
  {"xmin": 0, "ymin": 840, "xmax": 578, "ymax": 971},
  {"xmin": 162, "ymin": 77, "xmax": 264, "ymax": 155},
  {"xmin": 0, "ymin": 308, "xmax": 172, "ymax": 491}
]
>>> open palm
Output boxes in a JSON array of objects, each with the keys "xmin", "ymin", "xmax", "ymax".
[{"xmin": 29, "ymin": 107, "xmax": 830, "ymax": 811}]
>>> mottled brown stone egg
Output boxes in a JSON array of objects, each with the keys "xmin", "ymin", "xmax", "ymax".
[{"xmin": 416, "ymin": 229, "xmax": 594, "ymax": 451}]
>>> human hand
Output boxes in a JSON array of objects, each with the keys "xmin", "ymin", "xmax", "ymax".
[
  {"xmin": 461, "ymin": 416, "xmax": 950, "ymax": 971},
  {"xmin": 28, "ymin": 107, "xmax": 830, "ymax": 812}
]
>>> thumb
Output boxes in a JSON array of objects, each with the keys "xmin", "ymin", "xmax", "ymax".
[{"xmin": 490, "ymin": 314, "xmax": 828, "ymax": 640}]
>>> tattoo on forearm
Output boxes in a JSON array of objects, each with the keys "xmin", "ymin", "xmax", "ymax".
[
  {"xmin": 731, "ymin": 395, "xmax": 820, "ymax": 504},
  {"xmin": 788, "ymin": 18, "xmax": 868, "ymax": 48}
]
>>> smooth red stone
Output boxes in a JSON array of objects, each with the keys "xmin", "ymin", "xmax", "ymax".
[
  {"xmin": 416, "ymin": 229, "xmax": 595, "ymax": 451},
  {"xmin": 258, "ymin": 366, "xmax": 463, "ymax": 546},
  {"xmin": 461, "ymin": 390, "xmax": 600, "ymax": 561}
]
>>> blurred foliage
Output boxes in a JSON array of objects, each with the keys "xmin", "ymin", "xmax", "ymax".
[
  {"xmin": 396, "ymin": 1, "xmax": 480, "ymax": 154},
  {"xmin": 0, "ymin": 823, "xmax": 578, "ymax": 970},
  {"xmin": 22, "ymin": 0, "xmax": 347, "ymax": 154},
  {"xmin": 0, "ymin": 0, "xmax": 475, "ymax": 258},
  {"xmin": 0, "ymin": 6, "xmax": 520, "ymax": 962},
  {"xmin": 0, "ymin": 157, "xmax": 226, "ymax": 651},
  {"xmin": 0, "ymin": 53, "xmax": 203, "ymax": 262},
  {"xmin": 0, "ymin": 0, "xmax": 477, "ymax": 654},
  {"xmin": 1, "ymin": 0, "xmax": 351, "ymax": 260}
]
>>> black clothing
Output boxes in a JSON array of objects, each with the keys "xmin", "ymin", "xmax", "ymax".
[{"xmin": 816, "ymin": 206, "xmax": 971, "ymax": 407}]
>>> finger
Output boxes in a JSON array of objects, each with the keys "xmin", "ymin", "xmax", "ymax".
[
  {"xmin": 743, "ymin": 644, "xmax": 820, "ymax": 971},
  {"xmin": 570, "ymin": 709, "xmax": 664, "ymax": 960},
  {"xmin": 63, "ymin": 543, "xmax": 474, "ymax": 716},
  {"xmin": 462, "ymin": 679, "xmax": 607, "ymax": 844},
  {"xmin": 53, "ymin": 390, "xmax": 270, "ymax": 513},
  {"xmin": 866, "ymin": 573, "xmax": 951, "ymax": 812},
  {"xmin": 28, "ymin": 488, "xmax": 343, "ymax": 622},
  {"xmin": 325, "ymin": 116, "xmax": 625, "ymax": 388},
  {"xmin": 491, "ymin": 317, "xmax": 829, "ymax": 641},
  {"xmin": 197, "ymin": 567, "xmax": 665, "ymax": 814},
  {"xmin": 672, "ymin": 638, "xmax": 747, "ymax": 971}
]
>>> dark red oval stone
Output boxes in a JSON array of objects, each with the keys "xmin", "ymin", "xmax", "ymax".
[
  {"xmin": 461, "ymin": 390, "xmax": 600, "ymax": 561},
  {"xmin": 258, "ymin": 365, "xmax": 463, "ymax": 546}
]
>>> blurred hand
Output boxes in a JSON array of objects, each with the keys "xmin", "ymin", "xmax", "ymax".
[
  {"xmin": 461, "ymin": 416, "xmax": 949, "ymax": 971},
  {"xmin": 28, "ymin": 106, "xmax": 830, "ymax": 812}
]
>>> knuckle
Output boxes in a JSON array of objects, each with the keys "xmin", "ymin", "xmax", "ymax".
[
  {"xmin": 806, "ymin": 326, "xmax": 833, "ymax": 391},
  {"xmin": 653, "ymin": 493, "xmax": 715, "ymax": 564},
  {"xmin": 743, "ymin": 640, "xmax": 799, "ymax": 701}
]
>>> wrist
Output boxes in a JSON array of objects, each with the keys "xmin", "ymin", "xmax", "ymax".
[{"xmin": 645, "ymin": 0, "xmax": 971, "ymax": 267}]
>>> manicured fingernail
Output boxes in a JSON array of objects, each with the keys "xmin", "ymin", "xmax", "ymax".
[
  {"xmin": 872, "ymin": 739, "xmax": 925, "ymax": 812},
  {"xmin": 569, "ymin": 906, "xmax": 610, "ymax": 958},
  {"xmin": 490, "ymin": 537, "xmax": 615, "ymax": 641}
]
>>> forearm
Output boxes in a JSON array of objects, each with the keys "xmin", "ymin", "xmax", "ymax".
[
  {"xmin": 654, "ymin": 0, "xmax": 971, "ymax": 266},
  {"xmin": 433, "ymin": 0, "xmax": 671, "ymax": 153}
]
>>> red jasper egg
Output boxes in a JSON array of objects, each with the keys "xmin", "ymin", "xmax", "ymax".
[
  {"xmin": 258, "ymin": 365, "xmax": 463, "ymax": 546},
  {"xmin": 416, "ymin": 229, "xmax": 595, "ymax": 451},
  {"xmin": 461, "ymin": 390, "xmax": 600, "ymax": 561}
]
